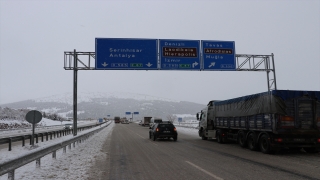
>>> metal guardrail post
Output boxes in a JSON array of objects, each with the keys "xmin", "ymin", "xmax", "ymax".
[
  {"xmin": 9, "ymin": 138, "xmax": 12, "ymax": 151},
  {"xmin": 8, "ymin": 170, "xmax": 14, "ymax": 180},
  {"xmin": 36, "ymin": 159, "xmax": 40, "ymax": 168},
  {"xmin": 52, "ymin": 151, "xmax": 56, "ymax": 159},
  {"xmin": 35, "ymin": 134, "xmax": 38, "ymax": 144},
  {"xmin": 63, "ymin": 146, "xmax": 66, "ymax": 154},
  {"xmin": 22, "ymin": 136, "xmax": 25, "ymax": 147}
]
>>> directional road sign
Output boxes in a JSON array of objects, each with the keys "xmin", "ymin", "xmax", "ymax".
[
  {"xmin": 159, "ymin": 39, "xmax": 200, "ymax": 70},
  {"xmin": 202, "ymin": 40, "xmax": 235, "ymax": 71},
  {"xmin": 125, "ymin": 112, "xmax": 131, "ymax": 115},
  {"xmin": 133, "ymin": 112, "xmax": 139, "ymax": 114},
  {"xmin": 95, "ymin": 38, "xmax": 158, "ymax": 70}
]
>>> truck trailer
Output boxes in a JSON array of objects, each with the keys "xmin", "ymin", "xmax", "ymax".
[
  {"xmin": 142, "ymin": 117, "xmax": 152, "ymax": 126},
  {"xmin": 197, "ymin": 90, "xmax": 320, "ymax": 154},
  {"xmin": 114, "ymin": 116, "xmax": 120, "ymax": 123}
]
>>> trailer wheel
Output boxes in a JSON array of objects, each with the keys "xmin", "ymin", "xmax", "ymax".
[
  {"xmin": 201, "ymin": 130, "xmax": 208, "ymax": 140},
  {"xmin": 238, "ymin": 131, "xmax": 247, "ymax": 148},
  {"xmin": 201, "ymin": 134, "xmax": 207, "ymax": 140},
  {"xmin": 247, "ymin": 133, "xmax": 258, "ymax": 151},
  {"xmin": 217, "ymin": 131, "xmax": 223, "ymax": 144},
  {"xmin": 259, "ymin": 134, "xmax": 272, "ymax": 154}
]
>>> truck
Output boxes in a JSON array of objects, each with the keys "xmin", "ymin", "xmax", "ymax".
[
  {"xmin": 149, "ymin": 118, "xmax": 163, "ymax": 127},
  {"xmin": 197, "ymin": 90, "xmax": 320, "ymax": 154},
  {"xmin": 114, "ymin": 116, "xmax": 120, "ymax": 123},
  {"xmin": 142, "ymin": 117, "xmax": 152, "ymax": 126}
]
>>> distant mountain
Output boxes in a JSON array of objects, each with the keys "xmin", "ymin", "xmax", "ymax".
[{"xmin": 0, "ymin": 92, "xmax": 205, "ymax": 121}]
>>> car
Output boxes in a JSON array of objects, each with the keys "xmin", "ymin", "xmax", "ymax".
[
  {"xmin": 121, "ymin": 120, "xmax": 129, "ymax": 124},
  {"xmin": 63, "ymin": 123, "xmax": 73, "ymax": 130},
  {"xmin": 149, "ymin": 121, "xmax": 177, "ymax": 141}
]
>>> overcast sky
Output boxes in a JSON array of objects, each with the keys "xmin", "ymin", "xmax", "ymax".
[{"xmin": 0, "ymin": 0, "xmax": 319, "ymax": 105}]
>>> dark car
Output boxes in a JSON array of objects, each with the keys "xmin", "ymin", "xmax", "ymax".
[
  {"xmin": 63, "ymin": 123, "xmax": 73, "ymax": 130},
  {"xmin": 149, "ymin": 121, "xmax": 177, "ymax": 141}
]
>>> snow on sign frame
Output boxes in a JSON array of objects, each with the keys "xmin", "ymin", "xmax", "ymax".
[{"xmin": 95, "ymin": 38, "xmax": 158, "ymax": 70}]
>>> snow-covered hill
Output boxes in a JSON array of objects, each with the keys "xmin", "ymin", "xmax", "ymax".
[
  {"xmin": 34, "ymin": 92, "xmax": 180, "ymax": 105},
  {"xmin": 1, "ymin": 92, "xmax": 205, "ymax": 121}
]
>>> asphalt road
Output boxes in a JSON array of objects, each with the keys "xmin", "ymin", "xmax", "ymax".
[{"xmin": 88, "ymin": 123, "xmax": 320, "ymax": 180}]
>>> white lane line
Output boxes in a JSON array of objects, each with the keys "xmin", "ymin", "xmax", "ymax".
[
  {"xmin": 121, "ymin": 125, "xmax": 158, "ymax": 145},
  {"xmin": 186, "ymin": 161, "xmax": 224, "ymax": 180},
  {"xmin": 136, "ymin": 133, "xmax": 158, "ymax": 146},
  {"xmin": 136, "ymin": 133, "xmax": 145, "ymax": 139}
]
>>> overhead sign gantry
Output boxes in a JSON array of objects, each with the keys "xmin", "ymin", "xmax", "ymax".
[{"xmin": 64, "ymin": 38, "xmax": 276, "ymax": 136}]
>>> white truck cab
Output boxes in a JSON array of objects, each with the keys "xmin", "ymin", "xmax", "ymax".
[{"xmin": 197, "ymin": 100, "xmax": 219, "ymax": 140}]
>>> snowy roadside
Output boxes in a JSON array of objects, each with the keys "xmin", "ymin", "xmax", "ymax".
[
  {"xmin": 0, "ymin": 122, "xmax": 198, "ymax": 180},
  {"xmin": 0, "ymin": 118, "xmax": 95, "ymax": 135},
  {"xmin": 0, "ymin": 122, "xmax": 114, "ymax": 180}
]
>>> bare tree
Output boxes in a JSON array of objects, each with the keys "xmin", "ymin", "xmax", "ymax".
[{"xmin": 166, "ymin": 114, "xmax": 177, "ymax": 123}]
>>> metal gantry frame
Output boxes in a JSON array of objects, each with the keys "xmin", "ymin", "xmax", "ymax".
[{"xmin": 64, "ymin": 50, "xmax": 277, "ymax": 135}]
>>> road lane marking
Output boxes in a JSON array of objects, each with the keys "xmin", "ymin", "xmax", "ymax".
[
  {"xmin": 186, "ymin": 161, "xmax": 224, "ymax": 180},
  {"xmin": 120, "ymin": 125, "xmax": 158, "ymax": 145},
  {"xmin": 136, "ymin": 133, "xmax": 158, "ymax": 146},
  {"xmin": 136, "ymin": 133, "xmax": 145, "ymax": 139}
]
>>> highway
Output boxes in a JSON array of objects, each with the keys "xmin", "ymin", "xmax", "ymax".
[{"xmin": 87, "ymin": 123, "xmax": 320, "ymax": 180}]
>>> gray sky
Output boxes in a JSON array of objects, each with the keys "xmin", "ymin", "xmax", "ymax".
[{"xmin": 1, "ymin": 0, "xmax": 319, "ymax": 105}]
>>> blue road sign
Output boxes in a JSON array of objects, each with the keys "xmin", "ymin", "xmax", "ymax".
[
  {"xmin": 95, "ymin": 38, "xmax": 158, "ymax": 70},
  {"xmin": 159, "ymin": 39, "xmax": 200, "ymax": 70},
  {"xmin": 125, "ymin": 112, "xmax": 131, "ymax": 115},
  {"xmin": 178, "ymin": 117, "xmax": 182, "ymax": 122},
  {"xmin": 202, "ymin": 40, "xmax": 235, "ymax": 71},
  {"xmin": 133, "ymin": 112, "xmax": 139, "ymax": 114}
]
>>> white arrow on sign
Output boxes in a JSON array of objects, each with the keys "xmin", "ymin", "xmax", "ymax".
[
  {"xmin": 208, "ymin": 62, "xmax": 216, "ymax": 68},
  {"xmin": 192, "ymin": 61, "xmax": 199, "ymax": 68},
  {"xmin": 146, "ymin": 62, "xmax": 153, "ymax": 67},
  {"xmin": 102, "ymin": 62, "xmax": 108, "ymax": 67}
]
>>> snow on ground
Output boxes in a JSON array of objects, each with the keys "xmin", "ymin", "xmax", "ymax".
[
  {"xmin": 0, "ymin": 122, "xmax": 114, "ymax": 180},
  {"xmin": 0, "ymin": 121, "xmax": 198, "ymax": 180},
  {"xmin": 0, "ymin": 118, "xmax": 92, "ymax": 136}
]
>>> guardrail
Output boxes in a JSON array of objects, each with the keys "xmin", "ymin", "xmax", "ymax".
[
  {"xmin": 174, "ymin": 123, "xmax": 198, "ymax": 129},
  {"xmin": 0, "ymin": 122, "xmax": 107, "ymax": 151},
  {"xmin": 0, "ymin": 122, "xmax": 111, "ymax": 180}
]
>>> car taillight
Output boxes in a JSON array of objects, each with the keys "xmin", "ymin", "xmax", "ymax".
[
  {"xmin": 174, "ymin": 128, "xmax": 177, "ymax": 131},
  {"xmin": 274, "ymin": 138, "xmax": 283, "ymax": 142},
  {"xmin": 317, "ymin": 138, "xmax": 320, "ymax": 143},
  {"xmin": 279, "ymin": 115, "xmax": 294, "ymax": 128},
  {"xmin": 156, "ymin": 128, "xmax": 159, "ymax": 132}
]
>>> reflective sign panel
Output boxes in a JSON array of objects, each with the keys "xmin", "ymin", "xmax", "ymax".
[
  {"xmin": 202, "ymin": 40, "xmax": 235, "ymax": 71},
  {"xmin": 95, "ymin": 38, "xmax": 158, "ymax": 70},
  {"xmin": 159, "ymin": 39, "xmax": 200, "ymax": 70}
]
